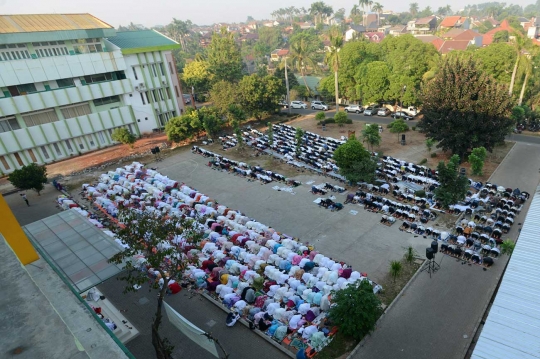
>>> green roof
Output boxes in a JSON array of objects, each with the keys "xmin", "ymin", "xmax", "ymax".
[
  {"xmin": 107, "ymin": 30, "xmax": 179, "ymax": 54},
  {"xmin": 295, "ymin": 75, "xmax": 322, "ymax": 94}
]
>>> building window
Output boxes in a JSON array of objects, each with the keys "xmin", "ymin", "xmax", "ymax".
[
  {"xmin": 160, "ymin": 63, "xmax": 165, "ymax": 76},
  {"xmin": 84, "ymin": 72, "xmax": 113, "ymax": 84},
  {"xmin": 16, "ymin": 83, "xmax": 38, "ymax": 95},
  {"xmin": 0, "ymin": 117, "xmax": 21, "ymax": 133},
  {"xmin": 76, "ymin": 138, "xmax": 84, "ymax": 150},
  {"xmin": 152, "ymin": 64, "xmax": 157, "ymax": 77},
  {"xmin": 14, "ymin": 153, "xmax": 23, "ymax": 166},
  {"xmin": 140, "ymin": 93, "xmax": 145, "ymax": 105},
  {"xmin": 56, "ymin": 78, "xmax": 75, "ymax": 88},
  {"xmin": 93, "ymin": 96, "xmax": 120, "ymax": 106},
  {"xmin": 28, "ymin": 149, "xmax": 37, "ymax": 162},
  {"xmin": 60, "ymin": 103, "xmax": 92, "ymax": 119},
  {"xmin": 145, "ymin": 92, "xmax": 151, "ymax": 104},
  {"xmin": 33, "ymin": 41, "xmax": 69, "ymax": 58},
  {"xmin": 166, "ymin": 88, "xmax": 171, "ymax": 100},
  {"xmin": 158, "ymin": 89, "xmax": 164, "ymax": 101},
  {"xmin": 87, "ymin": 135, "xmax": 95, "ymax": 147},
  {"xmin": 74, "ymin": 39, "xmax": 103, "ymax": 54},
  {"xmin": 65, "ymin": 140, "xmax": 73, "ymax": 152},
  {"xmin": 53, "ymin": 143, "xmax": 62, "ymax": 156},
  {"xmin": 132, "ymin": 67, "xmax": 138, "ymax": 80},
  {"xmin": 0, "ymin": 156, "xmax": 10, "ymax": 170},
  {"xmin": 169, "ymin": 62, "xmax": 174, "ymax": 74},
  {"xmin": 41, "ymin": 146, "xmax": 50, "ymax": 159},
  {"xmin": 97, "ymin": 131, "xmax": 105, "ymax": 144},
  {"xmin": 22, "ymin": 109, "xmax": 59, "ymax": 127},
  {"xmin": 174, "ymin": 86, "xmax": 180, "ymax": 98}
]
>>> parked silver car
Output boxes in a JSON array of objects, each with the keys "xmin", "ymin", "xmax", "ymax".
[
  {"xmin": 311, "ymin": 101, "xmax": 329, "ymax": 111},
  {"xmin": 290, "ymin": 101, "xmax": 307, "ymax": 109},
  {"xmin": 363, "ymin": 106, "xmax": 376, "ymax": 116},
  {"xmin": 377, "ymin": 108, "xmax": 391, "ymax": 116},
  {"xmin": 344, "ymin": 104, "xmax": 363, "ymax": 113}
]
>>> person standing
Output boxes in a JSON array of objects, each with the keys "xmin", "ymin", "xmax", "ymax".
[{"xmin": 21, "ymin": 193, "xmax": 29, "ymax": 206}]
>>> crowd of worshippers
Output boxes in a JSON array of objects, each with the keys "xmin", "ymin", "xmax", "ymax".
[
  {"xmin": 191, "ymin": 146, "xmax": 300, "ymax": 186},
  {"xmin": 83, "ymin": 162, "xmax": 379, "ymax": 354},
  {"xmin": 310, "ymin": 182, "xmax": 345, "ymax": 195},
  {"xmin": 245, "ymin": 124, "xmax": 345, "ymax": 177}
]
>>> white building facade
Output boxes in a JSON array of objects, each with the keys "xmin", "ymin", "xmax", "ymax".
[{"xmin": 0, "ymin": 14, "xmax": 184, "ymax": 174}]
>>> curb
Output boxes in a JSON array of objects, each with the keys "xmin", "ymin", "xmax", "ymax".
[
  {"xmin": 346, "ymin": 260, "xmax": 425, "ymax": 359},
  {"xmin": 200, "ymin": 292, "xmax": 296, "ymax": 359}
]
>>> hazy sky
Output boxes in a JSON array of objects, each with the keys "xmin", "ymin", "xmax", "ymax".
[{"xmin": 0, "ymin": 0, "xmax": 536, "ymax": 27}]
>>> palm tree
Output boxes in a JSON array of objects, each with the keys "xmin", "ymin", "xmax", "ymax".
[
  {"xmin": 325, "ymin": 26, "xmax": 344, "ymax": 111},
  {"xmin": 290, "ymin": 38, "xmax": 317, "ymax": 95},
  {"xmin": 518, "ymin": 47, "xmax": 538, "ymax": 105},
  {"xmin": 359, "ymin": 0, "xmax": 370, "ymax": 26},
  {"xmin": 509, "ymin": 32, "xmax": 528, "ymax": 96},
  {"xmin": 409, "ymin": 2, "xmax": 419, "ymax": 16},
  {"xmin": 372, "ymin": 2, "xmax": 383, "ymax": 26},
  {"xmin": 390, "ymin": 260, "xmax": 402, "ymax": 282},
  {"xmin": 361, "ymin": 124, "xmax": 381, "ymax": 151}
]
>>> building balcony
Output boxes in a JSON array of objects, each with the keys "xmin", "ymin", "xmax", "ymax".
[{"xmin": 0, "ymin": 79, "xmax": 133, "ymax": 117}]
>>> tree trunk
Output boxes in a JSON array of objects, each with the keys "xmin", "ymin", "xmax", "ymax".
[
  {"xmin": 334, "ymin": 70, "xmax": 339, "ymax": 112},
  {"xmin": 151, "ymin": 277, "xmax": 172, "ymax": 359},
  {"xmin": 509, "ymin": 57, "xmax": 520, "ymax": 95},
  {"xmin": 518, "ymin": 71, "xmax": 529, "ymax": 106},
  {"xmin": 301, "ymin": 68, "xmax": 311, "ymax": 97}
]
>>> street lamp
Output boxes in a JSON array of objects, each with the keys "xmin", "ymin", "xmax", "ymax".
[{"xmin": 400, "ymin": 85, "xmax": 407, "ymax": 111}]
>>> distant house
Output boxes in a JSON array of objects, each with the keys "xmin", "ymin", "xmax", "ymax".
[
  {"xmin": 527, "ymin": 17, "xmax": 540, "ymax": 39},
  {"xmin": 366, "ymin": 21, "xmax": 379, "ymax": 32},
  {"xmin": 483, "ymin": 19, "xmax": 512, "ymax": 45},
  {"xmin": 408, "ymin": 16, "xmax": 437, "ymax": 34},
  {"xmin": 345, "ymin": 25, "xmax": 366, "ymax": 41},
  {"xmin": 263, "ymin": 20, "xmax": 280, "ymax": 27},
  {"xmin": 414, "ymin": 35, "xmax": 442, "ymax": 44},
  {"xmin": 270, "ymin": 48, "xmax": 289, "ymax": 62},
  {"xmin": 238, "ymin": 33, "xmax": 259, "ymax": 42},
  {"xmin": 439, "ymin": 16, "xmax": 470, "ymax": 30},
  {"xmin": 450, "ymin": 29, "xmax": 483, "ymax": 47},
  {"xmin": 364, "ymin": 32, "xmax": 385, "ymax": 43},
  {"xmin": 435, "ymin": 40, "xmax": 472, "ymax": 54},
  {"xmin": 388, "ymin": 25, "xmax": 407, "ymax": 36},
  {"xmin": 299, "ymin": 21, "xmax": 314, "ymax": 30}
]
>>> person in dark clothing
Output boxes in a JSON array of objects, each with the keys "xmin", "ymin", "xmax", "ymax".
[{"xmin": 21, "ymin": 193, "xmax": 29, "ymax": 206}]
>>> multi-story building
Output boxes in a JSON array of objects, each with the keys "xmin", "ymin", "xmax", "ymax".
[{"xmin": 0, "ymin": 14, "xmax": 185, "ymax": 174}]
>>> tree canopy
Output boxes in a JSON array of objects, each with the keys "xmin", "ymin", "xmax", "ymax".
[
  {"xmin": 434, "ymin": 155, "xmax": 470, "ymax": 208},
  {"xmin": 333, "ymin": 137, "xmax": 377, "ymax": 183},
  {"xmin": 361, "ymin": 124, "xmax": 382, "ymax": 151},
  {"xmin": 182, "ymin": 60, "xmax": 212, "ymax": 93},
  {"xmin": 473, "ymin": 43, "xmax": 516, "ymax": 84},
  {"xmin": 165, "ymin": 109, "xmax": 202, "ymax": 142},
  {"xmin": 418, "ymin": 55, "xmax": 514, "ymax": 158},
  {"xmin": 209, "ymin": 80, "xmax": 239, "ymax": 116},
  {"xmin": 328, "ymin": 279, "xmax": 382, "ymax": 340},
  {"xmin": 207, "ymin": 27, "xmax": 243, "ymax": 83},
  {"xmin": 8, "ymin": 163, "xmax": 47, "ymax": 195},
  {"xmin": 238, "ymin": 74, "xmax": 284, "ymax": 120}
]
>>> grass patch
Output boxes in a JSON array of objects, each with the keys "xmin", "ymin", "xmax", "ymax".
[
  {"xmin": 378, "ymin": 259, "xmax": 422, "ymax": 306},
  {"xmin": 317, "ymin": 331, "xmax": 358, "ymax": 359}
]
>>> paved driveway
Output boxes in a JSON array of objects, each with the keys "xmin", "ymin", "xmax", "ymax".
[{"xmin": 350, "ymin": 142, "xmax": 540, "ymax": 359}]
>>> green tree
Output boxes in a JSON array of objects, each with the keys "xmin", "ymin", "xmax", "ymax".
[
  {"xmin": 258, "ymin": 27, "xmax": 283, "ymax": 53},
  {"xmin": 325, "ymin": 26, "xmax": 344, "ymax": 110},
  {"xmin": 182, "ymin": 60, "xmax": 212, "ymax": 93},
  {"xmin": 207, "ymin": 27, "xmax": 243, "ymax": 83},
  {"xmin": 232, "ymin": 120, "xmax": 244, "ymax": 149},
  {"xmin": 199, "ymin": 107, "xmax": 223, "ymax": 139},
  {"xmin": 334, "ymin": 111, "xmax": 348, "ymax": 127},
  {"xmin": 209, "ymin": 80, "xmax": 239, "ymax": 116},
  {"xmin": 310, "ymin": 1, "xmax": 334, "ymax": 24},
  {"xmin": 295, "ymin": 127, "xmax": 305, "ymax": 156},
  {"xmin": 434, "ymin": 155, "xmax": 469, "ymax": 208},
  {"xmin": 111, "ymin": 127, "xmax": 137, "ymax": 148},
  {"xmin": 333, "ymin": 137, "xmax": 377, "ymax": 183},
  {"xmin": 418, "ymin": 55, "xmax": 514, "ymax": 158},
  {"xmin": 476, "ymin": 20, "xmax": 494, "ymax": 34},
  {"xmin": 226, "ymin": 104, "xmax": 247, "ymax": 126},
  {"xmin": 289, "ymin": 36, "xmax": 318, "ymax": 95},
  {"xmin": 500, "ymin": 239, "xmax": 516, "ymax": 255},
  {"xmin": 357, "ymin": 61, "xmax": 391, "ymax": 103},
  {"xmin": 328, "ymin": 279, "xmax": 382, "ymax": 340},
  {"xmin": 389, "ymin": 119, "xmax": 409, "ymax": 142},
  {"xmin": 473, "ymin": 43, "xmax": 516, "ymax": 84},
  {"xmin": 109, "ymin": 209, "xmax": 202, "ymax": 359},
  {"xmin": 390, "ymin": 260, "xmax": 402, "ymax": 282},
  {"xmin": 409, "ymin": 2, "xmax": 419, "ymax": 15},
  {"xmin": 468, "ymin": 146, "xmax": 487, "ymax": 176},
  {"xmin": 509, "ymin": 32, "xmax": 529, "ymax": 96},
  {"xmin": 237, "ymin": 74, "xmax": 284, "ymax": 120},
  {"xmin": 267, "ymin": 122, "xmax": 274, "ymax": 155},
  {"xmin": 493, "ymin": 30, "xmax": 509, "ymax": 43},
  {"xmin": 315, "ymin": 112, "xmax": 326, "ymax": 121},
  {"xmin": 511, "ymin": 106, "xmax": 526, "ymax": 123},
  {"xmin": 425, "ymin": 138, "xmax": 435, "ymax": 153},
  {"xmin": 274, "ymin": 65, "xmax": 300, "ymax": 94},
  {"xmin": 8, "ymin": 163, "xmax": 47, "ymax": 195},
  {"xmin": 165, "ymin": 109, "xmax": 202, "ymax": 143},
  {"xmin": 361, "ymin": 123, "xmax": 382, "ymax": 151}
]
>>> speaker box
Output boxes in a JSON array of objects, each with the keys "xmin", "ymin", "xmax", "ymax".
[
  {"xmin": 150, "ymin": 148, "xmax": 156, "ymax": 154},
  {"xmin": 154, "ymin": 147, "xmax": 161, "ymax": 153},
  {"xmin": 426, "ymin": 247, "xmax": 434, "ymax": 260},
  {"xmin": 431, "ymin": 241, "xmax": 439, "ymax": 253},
  {"xmin": 401, "ymin": 134, "xmax": 406, "ymax": 141}
]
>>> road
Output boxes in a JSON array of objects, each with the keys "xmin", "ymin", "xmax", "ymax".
[{"xmin": 282, "ymin": 108, "xmax": 540, "ymax": 145}]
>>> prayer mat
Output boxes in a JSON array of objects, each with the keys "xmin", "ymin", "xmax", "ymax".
[{"xmin": 290, "ymin": 338, "xmax": 308, "ymax": 350}]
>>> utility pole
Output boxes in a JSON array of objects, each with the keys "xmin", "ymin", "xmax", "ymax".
[{"xmin": 284, "ymin": 57, "xmax": 291, "ymax": 114}]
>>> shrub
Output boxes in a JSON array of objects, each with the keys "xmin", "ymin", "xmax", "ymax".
[
  {"xmin": 419, "ymin": 158, "xmax": 427, "ymax": 165},
  {"xmin": 390, "ymin": 260, "xmax": 402, "ymax": 282},
  {"xmin": 334, "ymin": 111, "xmax": 348, "ymax": 127},
  {"xmin": 325, "ymin": 118, "xmax": 336, "ymax": 124},
  {"xmin": 430, "ymin": 152, "xmax": 437, "ymax": 158},
  {"xmin": 412, "ymin": 126, "xmax": 416, "ymax": 131},
  {"xmin": 404, "ymin": 246, "xmax": 417, "ymax": 264},
  {"xmin": 315, "ymin": 112, "xmax": 326, "ymax": 121},
  {"xmin": 387, "ymin": 122, "xmax": 394, "ymax": 129},
  {"xmin": 414, "ymin": 189, "xmax": 426, "ymax": 197},
  {"xmin": 112, "ymin": 128, "xmax": 137, "ymax": 148},
  {"xmin": 501, "ymin": 239, "xmax": 515, "ymax": 255},
  {"xmin": 345, "ymin": 119, "xmax": 353, "ymax": 124}
]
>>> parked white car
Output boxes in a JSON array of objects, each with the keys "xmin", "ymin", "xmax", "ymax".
[
  {"xmin": 377, "ymin": 108, "xmax": 391, "ymax": 116},
  {"xmin": 290, "ymin": 101, "xmax": 307, "ymax": 109},
  {"xmin": 344, "ymin": 104, "xmax": 363, "ymax": 113},
  {"xmin": 311, "ymin": 101, "xmax": 329, "ymax": 111}
]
